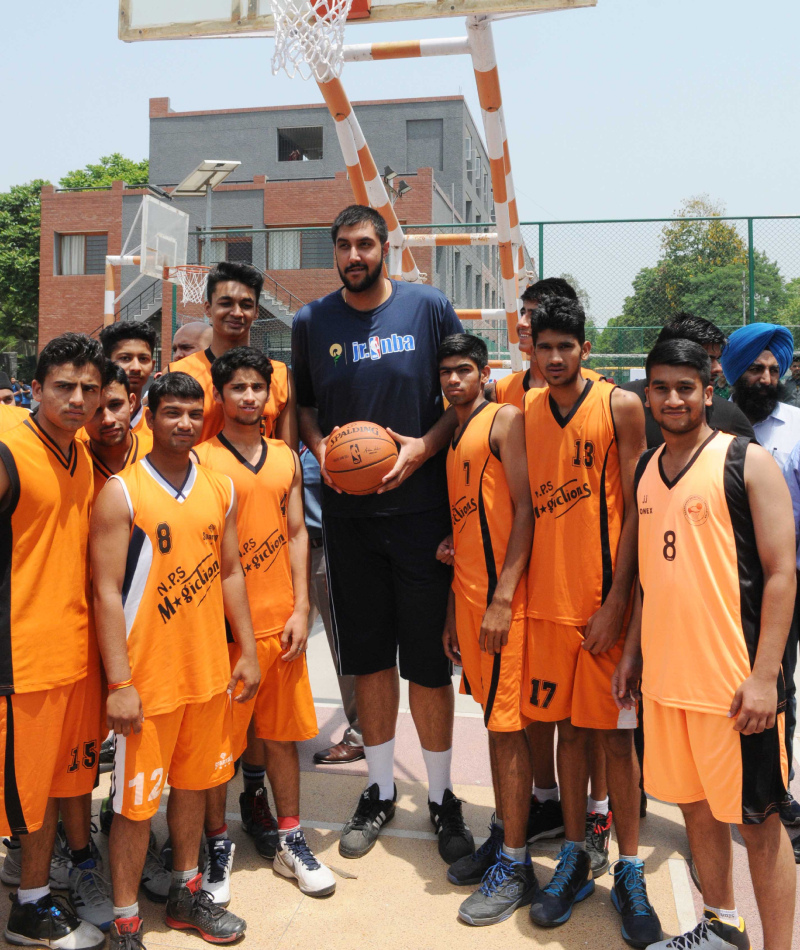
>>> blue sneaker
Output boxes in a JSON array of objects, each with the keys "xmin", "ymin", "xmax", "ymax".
[
  {"xmin": 447, "ymin": 818, "xmax": 504, "ymax": 886},
  {"xmin": 458, "ymin": 851, "xmax": 538, "ymax": 926},
  {"xmin": 610, "ymin": 858, "xmax": 663, "ymax": 949},
  {"xmin": 529, "ymin": 842, "xmax": 594, "ymax": 927}
]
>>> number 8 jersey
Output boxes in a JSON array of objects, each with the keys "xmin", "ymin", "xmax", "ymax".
[
  {"xmin": 635, "ymin": 431, "xmax": 771, "ymax": 715},
  {"xmin": 111, "ymin": 457, "xmax": 234, "ymax": 716}
]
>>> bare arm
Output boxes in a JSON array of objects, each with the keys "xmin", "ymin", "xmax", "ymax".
[
  {"xmin": 274, "ymin": 368, "xmax": 299, "ymax": 452},
  {"xmin": 298, "ymin": 405, "xmax": 341, "ymax": 493},
  {"xmin": 281, "ymin": 452, "xmax": 310, "ymax": 661},
  {"xmin": 729, "ymin": 444, "xmax": 797, "ymax": 734},
  {"xmin": 480, "ymin": 407, "xmax": 534, "ymax": 654},
  {"xmin": 442, "ymin": 587, "xmax": 461, "ymax": 664},
  {"xmin": 90, "ymin": 478, "xmax": 144, "ymax": 735},
  {"xmin": 220, "ymin": 495, "xmax": 260, "ymax": 702},
  {"xmin": 583, "ymin": 387, "xmax": 646, "ymax": 654},
  {"xmin": 484, "ymin": 379, "xmax": 498, "ymax": 403},
  {"xmin": 380, "ymin": 405, "xmax": 459, "ymax": 494},
  {"xmin": 612, "ymin": 580, "xmax": 643, "ymax": 710}
]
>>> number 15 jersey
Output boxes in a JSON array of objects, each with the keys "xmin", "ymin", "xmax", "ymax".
[{"xmin": 636, "ymin": 431, "xmax": 769, "ymax": 715}]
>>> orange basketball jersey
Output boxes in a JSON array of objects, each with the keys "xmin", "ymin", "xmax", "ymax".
[
  {"xmin": 89, "ymin": 431, "xmax": 148, "ymax": 502},
  {"xmin": 446, "ymin": 402, "xmax": 524, "ymax": 612},
  {"xmin": 0, "ymin": 404, "xmax": 29, "ymax": 436},
  {"xmin": 167, "ymin": 348, "xmax": 289, "ymax": 444},
  {"xmin": 525, "ymin": 380, "xmax": 623, "ymax": 625},
  {"xmin": 636, "ymin": 431, "xmax": 770, "ymax": 715},
  {"xmin": 496, "ymin": 367, "xmax": 607, "ymax": 410},
  {"xmin": 0, "ymin": 418, "xmax": 96, "ymax": 694},
  {"xmin": 112, "ymin": 458, "xmax": 233, "ymax": 715},
  {"xmin": 195, "ymin": 436, "xmax": 296, "ymax": 638}
]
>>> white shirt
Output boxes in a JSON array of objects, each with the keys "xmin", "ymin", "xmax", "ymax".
[{"xmin": 751, "ymin": 400, "xmax": 800, "ymax": 469}]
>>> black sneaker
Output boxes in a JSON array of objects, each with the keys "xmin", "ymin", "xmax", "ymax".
[
  {"xmin": 640, "ymin": 789, "xmax": 648, "ymax": 819},
  {"xmin": 646, "ymin": 910, "xmax": 750, "ymax": 949},
  {"xmin": 339, "ymin": 783, "xmax": 396, "ymax": 858},
  {"xmin": 458, "ymin": 851, "xmax": 538, "ymax": 926},
  {"xmin": 165, "ymin": 873, "xmax": 246, "ymax": 943},
  {"xmin": 429, "ymin": 789, "xmax": 474, "ymax": 864},
  {"xmin": 447, "ymin": 818, "xmax": 504, "ymax": 886},
  {"xmin": 240, "ymin": 787, "xmax": 279, "ymax": 860},
  {"xmin": 585, "ymin": 810, "xmax": 612, "ymax": 876},
  {"xmin": 610, "ymin": 858, "xmax": 663, "ymax": 948},
  {"xmin": 792, "ymin": 834, "xmax": 800, "ymax": 865},
  {"xmin": 99, "ymin": 735, "xmax": 114, "ymax": 774},
  {"xmin": 779, "ymin": 792, "xmax": 800, "ymax": 827},
  {"xmin": 99, "ymin": 796, "xmax": 114, "ymax": 837},
  {"xmin": 529, "ymin": 843, "xmax": 594, "ymax": 927},
  {"xmin": 526, "ymin": 796, "xmax": 565, "ymax": 843},
  {"xmin": 109, "ymin": 916, "xmax": 146, "ymax": 949},
  {"xmin": 5, "ymin": 892, "xmax": 105, "ymax": 949}
]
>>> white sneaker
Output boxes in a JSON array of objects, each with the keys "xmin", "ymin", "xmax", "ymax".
[
  {"xmin": 273, "ymin": 829, "xmax": 336, "ymax": 897},
  {"xmin": 201, "ymin": 838, "xmax": 235, "ymax": 906},
  {"xmin": 1, "ymin": 838, "xmax": 22, "ymax": 886},
  {"xmin": 140, "ymin": 832, "xmax": 171, "ymax": 902},
  {"xmin": 68, "ymin": 862, "xmax": 113, "ymax": 932}
]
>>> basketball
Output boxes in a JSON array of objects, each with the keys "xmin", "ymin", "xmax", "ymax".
[{"xmin": 325, "ymin": 421, "xmax": 399, "ymax": 495}]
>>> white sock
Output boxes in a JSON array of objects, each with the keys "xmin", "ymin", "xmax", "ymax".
[
  {"xmin": 364, "ymin": 738, "xmax": 395, "ymax": 800},
  {"xmin": 113, "ymin": 902, "xmax": 139, "ymax": 919},
  {"xmin": 534, "ymin": 785, "xmax": 559, "ymax": 803},
  {"xmin": 17, "ymin": 885, "xmax": 50, "ymax": 905},
  {"xmin": 619, "ymin": 854, "xmax": 639, "ymax": 863},
  {"xmin": 502, "ymin": 844, "xmax": 528, "ymax": 863},
  {"xmin": 588, "ymin": 795, "xmax": 609, "ymax": 816},
  {"xmin": 704, "ymin": 905, "xmax": 739, "ymax": 926},
  {"xmin": 494, "ymin": 815, "xmax": 505, "ymax": 829},
  {"xmin": 422, "ymin": 747, "xmax": 453, "ymax": 806}
]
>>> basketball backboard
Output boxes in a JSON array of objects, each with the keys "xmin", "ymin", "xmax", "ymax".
[
  {"xmin": 140, "ymin": 195, "xmax": 189, "ymax": 279},
  {"xmin": 119, "ymin": 0, "xmax": 595, "ymax": 40}
]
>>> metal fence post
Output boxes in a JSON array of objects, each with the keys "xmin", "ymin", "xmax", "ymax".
[
  {"xmin": 538, "ymin": 223, "xmax": 544, "ymax": 279},
  {"xmin": 747, "ymin": 217, "xmax": 755, "ymax": 323}
]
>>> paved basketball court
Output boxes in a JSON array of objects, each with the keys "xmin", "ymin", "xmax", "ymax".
[{"xmin": 0, "ymin": 617, "xmax": 797, "ymax": 949}]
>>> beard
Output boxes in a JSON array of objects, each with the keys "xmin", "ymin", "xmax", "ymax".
[
  {"xmin": 732, "ymin": 380, "xmax": 786, "ymax": 424},
  {"xmin": 338, "ymin": 256, "xmax": 384, "ymax": 294}
]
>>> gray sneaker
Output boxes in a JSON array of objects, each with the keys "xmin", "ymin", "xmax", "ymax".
[
  {"xmin": 339, "ymin": 783, "xmax": 396, "ymax": 858},
  {"xmin": 0, "ymin": 838, "xmax": 21, "ymax": 886},
  {"xmin": 458, "ymin": 852, "xmax": 538, "ymax": 926},
  {"xmin": 141, "ymin": 832, "xmax": 171, "ymax": 903},
  {"xmin": 69, "ymin": 861, "xmax": 114, "ymax": 932},
  {"xmin": 647, "ymin": 911, "xmax": 750, "ymax": 950},
  {"xmin": 50, "ymin": 823, "xmax": 74, "ymax": 891}
]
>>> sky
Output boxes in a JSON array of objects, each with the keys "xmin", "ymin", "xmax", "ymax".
[{"xmin": 2, "ymin": 0, "xmax": 799, "ymax": 222}]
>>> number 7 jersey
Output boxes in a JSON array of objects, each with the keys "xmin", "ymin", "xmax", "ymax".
[
  {"xmin": 636, "ymin": 431, "xmax": 770, "ymax": 715},
  {"xmin": 525, "ymin": 380, "xmax": 623, "ymax": 625}
]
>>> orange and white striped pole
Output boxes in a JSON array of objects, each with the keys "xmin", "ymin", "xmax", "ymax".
[
  {"xmin": 317, "ymin": 76, "xmax": 421, "ymax": 282},
  {"xmin": 103, "ymin": 255, "xmax": 140, "ymax": 326},
  {"xmin": 467, "ymin": 16, "xmax": 522, "ymax": 369},
  {"xmin": 405, "ymin": 233, "xmax": 498, "ymax": 247},
  {"xmin": 455, "ymin": 308, "xmax": 505, "ymax": 322},
  {"xmin": 342, "ymin": 36, "xmax": 470, "ymax": 62}
]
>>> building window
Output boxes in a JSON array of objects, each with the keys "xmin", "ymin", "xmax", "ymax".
[
  {"xmin": 465, "ymin": 199, "xmax": 472, "ymax": 223},
  {"xmin": 209, "ymin": 229, "xmax": 253, "ymax": 265},
  {"xmin": 56, "ymin": 233, "xmax": 107, "ymax": 276},
  {"xmin": 406, "ymin": 118, "xmax": 443, "ymax": 172},
  {"xmin": 465, "ymin": 134, "xmax": 473, "ymax": 183},
  {"xmin": 268, "ymin": 230, "xmax": 301, "ymax": 269},
  {"xmin": 465, "ymin": 264, "xmax": 473, "ymax": 308},
  {"xmin": 475, "ymin": 275, "xmax": 482, "ymax": 311},
  {"xmin": 278, "ymin": 127, "xmax": 323, "ymax": 162},
  {"xmin": 300, "ymin": 230, "xmax": 331, "ymax": 269},
  {"xmin": 475, "ymin": 156, "xmax": 482, "ymax": 198}
]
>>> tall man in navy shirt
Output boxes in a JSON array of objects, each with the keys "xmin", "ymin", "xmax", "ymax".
[{"xmin": 292, "ymin": 205, "xmax": 474, "ymax": 864}]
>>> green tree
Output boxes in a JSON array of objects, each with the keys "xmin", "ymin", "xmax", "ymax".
[
  {"xmin": 0, "ymin": 179, "xmax": 49, "ymax": 355},
  {"xmin": 59, "ymin": 153, "xmax": 149, "ymax": 190},
  {"xmin": 773, "ymin": 276, "xmax": 800, "ymax": 326}
]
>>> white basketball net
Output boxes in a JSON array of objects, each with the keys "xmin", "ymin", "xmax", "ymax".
[
  {"xmin": 174, "ymin": 266, "xmax": 210, "ymax": 306},
  {"xmin": 271, "ymin": 0, "xmax": 353, "ymax": 82}
]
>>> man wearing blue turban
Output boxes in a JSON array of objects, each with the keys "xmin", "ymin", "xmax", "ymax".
[{"xmin": 723, "ymin": 322, "xmax": 800, "ymax": 832}]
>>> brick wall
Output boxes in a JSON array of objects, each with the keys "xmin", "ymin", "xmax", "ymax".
[{"xmin": 39, "ymin": 181, "xmax": 124, "ymax": 349}]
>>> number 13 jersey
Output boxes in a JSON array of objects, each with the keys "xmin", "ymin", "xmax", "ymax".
[
  {"xmin": 525, "ymin": 380, "xmax": 622, "ymax": 625},
  {"xmin": 636, "ymin": 431, "xmax": 768, "ymax": 715}
]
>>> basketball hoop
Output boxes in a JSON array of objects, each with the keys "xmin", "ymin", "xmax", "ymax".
[
  {"xmin": 169, "ymin": 265, "xmax": 210, "ymax": 306},
  {"xmin": 271, "ymin": 0, "xmax": 354, "ymax": 82}
]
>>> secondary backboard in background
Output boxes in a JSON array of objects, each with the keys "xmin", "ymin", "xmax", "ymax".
[
  {"xmin": 173, "ymin": 160, "xmax": 242, "ymax": 197},
  {"xmin": 140, "ymin": 195, "xmax": 189, "ymax": 278},
  {"xmin": 119, "ymin": 0, "xmax": 596, "ymax": 40}
]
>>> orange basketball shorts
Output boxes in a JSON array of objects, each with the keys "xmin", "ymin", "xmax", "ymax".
[
  {"xmin": 521, "ymin": 619, "xmax": 637, "ymax": 730},
  {"xmin": 643, "ymin": 697, "xmax": 789, "ymax": 824},
  {"xmin": 229, "ymin": 637, "xmax": 318, "ymax": 759},
  {"xmin": 111, "ymin": 690, "xmax": 233, "ymax": 821},
  {"xmin": 0, "ymin": 674, "xmax": 102, "ymax": 835},
  {"xmin": 455, "ymin": 594, "xmax": 529, "ymax": 732}
]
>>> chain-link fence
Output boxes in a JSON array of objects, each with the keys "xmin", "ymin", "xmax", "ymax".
[{"xmin": 183, "ymin": 215, "xmax": 800, "ymax": 381}]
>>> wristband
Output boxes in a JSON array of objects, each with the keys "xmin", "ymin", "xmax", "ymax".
[{"xmin": 108, "ymin": 678, "xmax": 134, "ymax": 691}]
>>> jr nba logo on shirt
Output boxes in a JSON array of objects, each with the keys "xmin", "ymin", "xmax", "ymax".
[{"xmin": 352, "ymin": 333, "xmax": 416, "ymax": 362}]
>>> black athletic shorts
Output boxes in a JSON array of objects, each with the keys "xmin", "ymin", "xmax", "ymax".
[{"xmin": 322, "ymin": 507, "xmax": 453, "ymax": 688}]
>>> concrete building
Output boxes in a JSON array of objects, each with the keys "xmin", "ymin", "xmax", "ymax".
[{"xmin": 39, "ymin": 95, "xmax": 507, "ymax": 362}]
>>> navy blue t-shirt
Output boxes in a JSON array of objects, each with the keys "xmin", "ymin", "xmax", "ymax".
[{"xmin": 292, "ymin": 280, "xmax": 463, "ymax": 517}]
